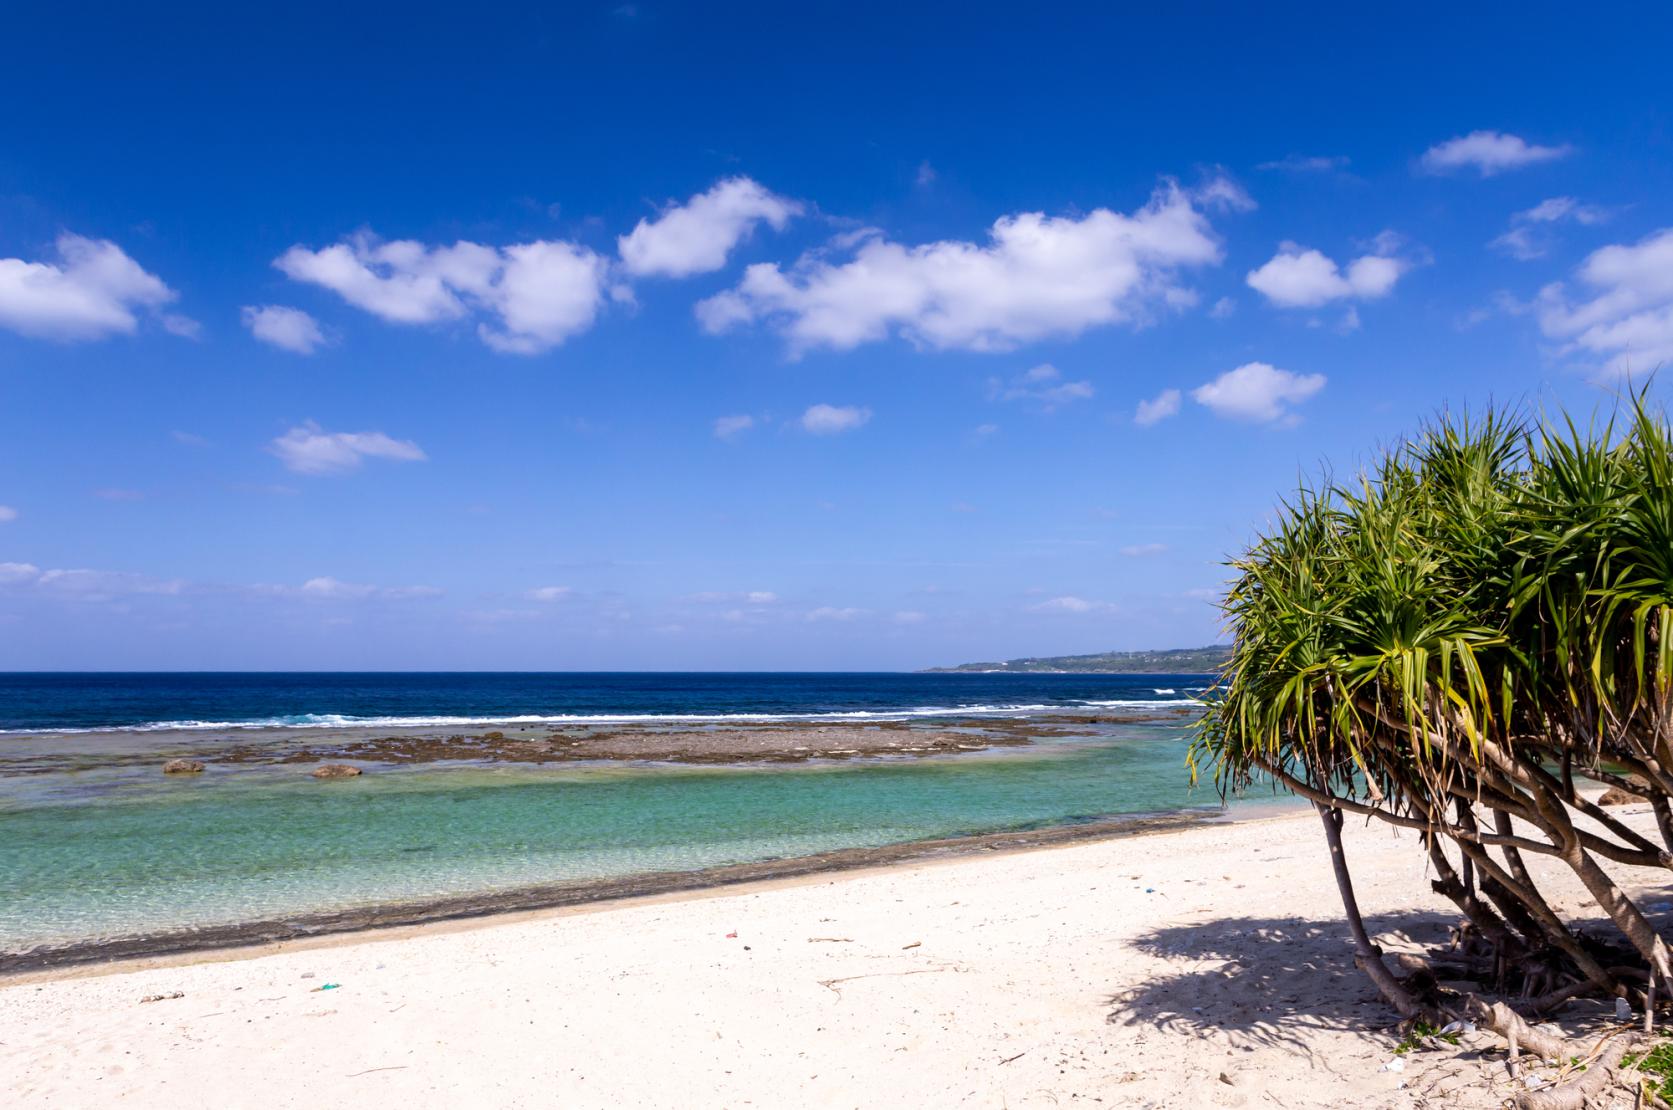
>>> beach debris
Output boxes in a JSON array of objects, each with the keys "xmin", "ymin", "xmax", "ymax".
[
  {"xmin": 310, "ymin": 982, "xmax": 342, "ymax": 992},
  {"xmin": 347, "ymin": 1066, "xmax": 408, "ymax": 1078},
  {"xmin": 999, "ymin": 1051, "xmax": 1028, "ymax": 1066},
  {"xmin": 901, "ymin": 941, "xmax": 922, "ymax": 950},
  {"xmin": 139, "ymin": 991, "xmax": 184, "ymax": 1003},
  {"xmin": 807, "ymin": 937, "xmax": 853, "ymax": 943},
  {"xmin": 1218, "ymin": 1071, "xmax": 1238, "ymax": 1086},
  {"xmin": 1598, "ymin": 786, "xmax": 1643, "ymax": 806},
  {"xmin": 311, "ymin": 764, "xmax": 362, "ymax": 779},
  {"xmin": 725, "ymin": 931, "xmax": 738, "ymax": 939},
  {"xmin": 161, "ymin": 759, "xmax": 205, "ymax": 774},
  {"xmin": 1380, "ymin": 1057, "xmax": 1406, "ymax": 1073},
  {"xmin": 1617, "ymin": 997, "xmax": 1633, "ymax": 1021}
]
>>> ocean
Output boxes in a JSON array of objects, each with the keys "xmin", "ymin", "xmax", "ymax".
[{"xmin": 0, "ymin": 672, "xmax": 1277, "ymax": 965}]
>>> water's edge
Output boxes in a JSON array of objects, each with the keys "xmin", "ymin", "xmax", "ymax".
[{"xmin": 2, "ymin": 806, "xmax": 1229, "ymax": 976}]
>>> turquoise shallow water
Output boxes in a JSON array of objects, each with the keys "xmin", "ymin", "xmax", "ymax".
[{"xmin": 0, "ymin": 719, "xmax": 1266, "ymax": 953}]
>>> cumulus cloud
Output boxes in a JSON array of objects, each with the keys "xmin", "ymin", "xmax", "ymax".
[
  {"xmin": 243, "ymin": 304, "xmax": 329, "ymax": 354},
  {"xmin": 0, "ymin": 505, "xmax": 16, "ymax": 523},
  {"xmin": 1421, "ymin": 131, "xmax": 1573, "ymax": 177},
  {"xmin": 1134, "ymin": 388, "xmax": 1181, "ymax": 426},
  {"xmin": 270, "ymin": 421, "xmax": 427, "ymax": 475},
  {"xmin": 0, "ymin": 234, "xmax": 179, "ymax": 341},
  {"xmin": 696, "ymin": 182, "xmax": 1224, "ymax": 354},
  {"xmin": 713, "ymin": 414, "xmax": 756, "ymax": 439},
  {"xmin": 275, "ymin": 232, "xmax": 609, "ymax": 354},
  {"xmin": 1490, "ymin": 197, "xmax": 1613, "ymax": 261},
  {"xmin": 989, "ymin": 363, "xmax": 1094, "ymax": 410},
  {"xmin": 617, "ymin": 177, "xmax": 801, "ymax": 278},
  {"xmin": 800, "ymin": 403, "xmax": 871, "ymax": 435},
  {"xmin": 1246, "ymin": 238, "xmax": 1410, "ymax": 308},
  {"xmin": 1192, "ymin": 362, "xmax": 1326, "ymax": 424},
  {"xmin": 1538, "ymin": 227, "xmax": 1673, "ymax": 377}
]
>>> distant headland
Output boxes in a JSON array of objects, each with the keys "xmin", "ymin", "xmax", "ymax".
[{"xmin": 919, "ymin": 644, "xmax": 1230, "ymax": 674}]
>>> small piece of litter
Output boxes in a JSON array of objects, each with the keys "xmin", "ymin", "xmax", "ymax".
[
  {"xmin": 1617, "ymin": 997, "xmax": 1633, "ymax": 1021},
  {"xmin": 1438, "ymin": 1020, "xmax": 1476, "ymax": 1035},
  {"xmin": 139, "ymin": 992, "xmax": 184, "ymax": 1004},
  {"xmin": 311, "ymin": 983, "xmax": 342, "ymax": 992},
  {"xmin": 901, "ymin": 941, "xmax": 922, "ymax": 950},
  {"xmin": 1381, "ymin": 1058, "xmax": 1405, "ymax": 1073},
  {"xmin": 725, "ymin": 931, "xmax": 738, "ymax": 939},
  {"xmin": 1219, "ymin": 1072, "xmax": 1238, "ymax": 1086}
]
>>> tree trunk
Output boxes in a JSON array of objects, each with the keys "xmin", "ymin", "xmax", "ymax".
[{"xmin": 1315, "ymin": 803, "xmax": 1424, "ymax": 1018}]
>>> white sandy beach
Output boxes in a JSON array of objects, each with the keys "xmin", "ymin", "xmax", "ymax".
[{"xmin": 3, "ymin": 805, "xmax": 1656, "ymax": 1109}]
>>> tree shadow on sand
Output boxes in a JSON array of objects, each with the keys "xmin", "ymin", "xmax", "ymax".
[{"xmin": 1103, "ymin": 911, "xmax": 1461, "ymax": 1056}]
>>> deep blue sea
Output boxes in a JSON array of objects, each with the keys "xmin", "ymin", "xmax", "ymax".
[{"xmin": 0, "ymin": 671, "xmax": 1207, "ymax": 733}]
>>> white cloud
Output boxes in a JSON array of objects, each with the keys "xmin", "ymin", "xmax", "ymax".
[
  {"xmin": 1029, "ymin": 596, "xmax": 1115, "ymax": 614},
  {"xmin": 893, "ymin": 610, "xmax": 927, "ymax": 624},
  {"xmin": 0, "ymin": 561, "xmax": 38, "ymax": 584},
  {"xmin": 0, "ymin": 234, "xmax": 178, "ymax": 341},
  {"xmin": 161, "ymin": 314, "xmax": 202, "ymax": 339},
  {"xmin": 617, "ymin": 177, "xmax": 801, "ymax": 278},
  {"xmin": 243, "ymin": 305, "xmax": 329, "ymax": 354},
  {"xmin": 1119, "ymin": 543, "xmax": 1168, "ymax": 557},
  {"xmin": 696, "ymin": 182, "xmax": 1224, "ymax": 354},
  {"xmin": 806, "ymin": 606, "xmax": 865, "ymax": 621},
  {"xmin": 1247, "ymin": 239, "xmax": 1409, "ymax": 308},
  {"xmin": 746, "ymin": 591, "xmax": 778, "ymax": 604},
  {"xmin": 1191, "ymin": 362, "xmax": 1326, "ymax": 424},
  {"xmin": 0, "ymin": 505, "xmax": 15, "ymax": 523},
  {"xmin": 972, "ymin": 423, "xmax": 999, "ymax": 438},
  {"xmin": 1209, "ymin": 296, "xmax": 1236, "ymax": 319},
  {"xmin": 270, "ymin": 421, "xmax": 427, "ymax": 475},
  {"xmin": 1420, "ymin": 130, "xmax": 1573, "ymax": 177},
  {"xmin": 1538, "ymin": 227, "xmax": 1673, "ymax": 377},
  {"xmin": 526, "ymin": 586, "xmax": 572, "ymax": 602},
  {"xmin": 290, "ymin": 577, "xmax": 440, "ymax": 601},
  {"xmin": 275, "ymin": 232, "xmax": 608, "ymax": 354},
  {"xmin": 1134, "ymin": 388, "xmax": 1181, "ymax": 427},
  {"xmin": 914, "ymin": 162, "xmax": 937, "ymax": 188},
  {"xmin": 1257, "ymin": 154, "xmax": 1350, "ymax": 173},
  {"xmin": 33, "ymin": 568, "xmax": 185, "ymax": 603},
  {"xmin": 800, "ymin": 403, "xmax": 871, "ymax": 435},
  {"xmin": 1490, "ymin": 197, "xmax": 1612, "ymax": 261},
  {"xmin": 989, "ymin": 363, "xmax": 1094, "ymax": 410},
  {"xmin": 713, "ymin": 414, "xmax": 756, "ymax": 439}
]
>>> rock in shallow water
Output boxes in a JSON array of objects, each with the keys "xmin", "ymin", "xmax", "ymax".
[
  {"xmin": 162, "ymin": 759, "xmax": 205, "ymax": 774},
  {"xmin": 311, "ymin": 764, "xmax": 363, "ymax": 779}
]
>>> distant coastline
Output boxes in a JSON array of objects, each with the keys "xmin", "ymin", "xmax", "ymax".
[{"xmin": 919, "ymin": 644, "xmax": 1230, "ymax": 675}]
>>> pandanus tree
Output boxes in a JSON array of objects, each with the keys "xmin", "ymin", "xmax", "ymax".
[{"xmin": 1192, "ymin": 396, "xmax": 1673, "ymax": 1107}]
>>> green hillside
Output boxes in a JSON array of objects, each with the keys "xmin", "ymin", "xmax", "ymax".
[{"xmin": 921, "ymin": 644, "xmax": 1230, "ymax": 674}]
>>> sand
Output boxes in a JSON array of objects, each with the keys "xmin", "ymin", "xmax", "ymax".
[{"xmin": 2, "ymin": 804, "xmax": 1660, "ymax": 1109}]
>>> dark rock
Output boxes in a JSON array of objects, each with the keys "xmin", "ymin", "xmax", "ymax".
[
  {"xmin": 311, "ymin": 764, "xmax": 363, "ymax": 779},
  {"xmin": 162, "ymin": 759, "xmax": 205, "ymax": 774},
  {"xmin": 1599, "ymin": 787, "xmax": 1643, "ymax": 806},
  {"xmin": 481, "ymin": 731, "xmax": 506, "ymax": 741}
]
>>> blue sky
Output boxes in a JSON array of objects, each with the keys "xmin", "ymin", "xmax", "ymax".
[{"xmin": 4, "ymin": 2, "xmax": 1673, "ymax": 670}]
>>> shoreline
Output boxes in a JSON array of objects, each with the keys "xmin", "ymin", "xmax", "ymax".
[
  {"xmin": 13, "ymin": 801, "xmax": 1620, "ymax": 1108},
  {"xmin": 2, "ymin": 803, "xmax": 1250, "ymax": 979}
]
